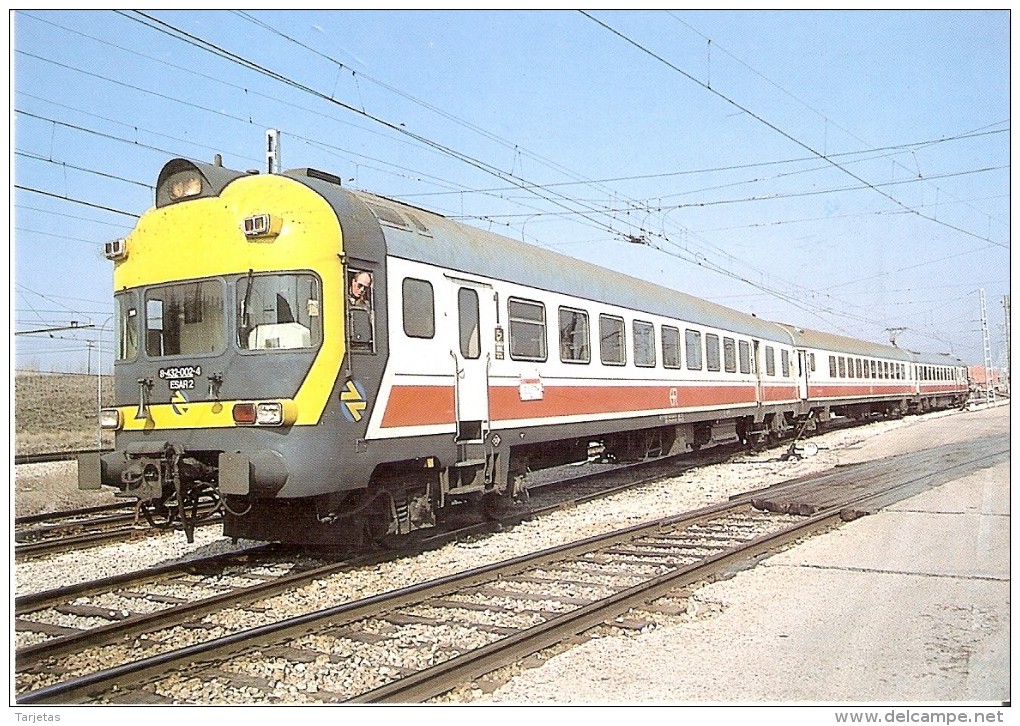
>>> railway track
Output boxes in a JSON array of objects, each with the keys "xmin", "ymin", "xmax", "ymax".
[
  {"xmin": 20, "ymin": 432, "xmax": 1003, "ymax": 705},
  {"xmin": 13, "ymin": 445, "xmax": 736, "ymax": 673},
  {"xmin": 14, "ymin": 503, "xmax": 222, "ymax": 559}
]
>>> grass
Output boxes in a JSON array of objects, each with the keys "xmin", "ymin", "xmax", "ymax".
[{"xmin": 14, "ymin": 372, "xmax": 115, "ymax": 455}]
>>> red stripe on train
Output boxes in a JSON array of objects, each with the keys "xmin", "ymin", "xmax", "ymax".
[{"xmin": 378, "ymin": 383, "xmax": 783, "ymax": 428}]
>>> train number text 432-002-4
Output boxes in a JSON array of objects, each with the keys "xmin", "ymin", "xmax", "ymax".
[{"xmin": 159, "ymin": 365, "xmax": 202, "ymax": 388}]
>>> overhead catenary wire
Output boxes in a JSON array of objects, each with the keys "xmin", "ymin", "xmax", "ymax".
[
  {"xmin": 13, "ymin": 9, "xmax": 1003, "ymax": 365},
  {"xmin": 580, "ymin": 11, "xmax": 1009, "ymax": 253}
]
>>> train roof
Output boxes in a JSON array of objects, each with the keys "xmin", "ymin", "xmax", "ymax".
[
  {"xmin": 776, "ymin": 324, "xmax": 913, "ymax": 361},
  {"xmin": 344, "ymin": 188, "xmax": 792, "ymax": 343},
  {"xmin": 907, "ymin": 349, "xmax": 967, "ymax": 367},
  {"xmin": 160, "ymin": 159, "xmax": 960, "ymax": 361}
]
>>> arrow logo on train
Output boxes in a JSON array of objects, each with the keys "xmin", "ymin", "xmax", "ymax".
[
  {"xmin": 170, "ymin": 390, "xmax": 189, "ymax": 416},
  {"xmin": 340, "ymin": 379, "xmax": 367, "ymax": 422}
]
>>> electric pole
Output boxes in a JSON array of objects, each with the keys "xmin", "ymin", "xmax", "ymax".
[
  {"xmin": 979, "ymin": 289, "xmax": 995, "ymax": 405},
  {"xmin": 1004, "ymin": 295, "xmax": 1011, "ymax": 394}
]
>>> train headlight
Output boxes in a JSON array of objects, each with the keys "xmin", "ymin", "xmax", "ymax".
[
  {"xmin": 99, "ymin": 408, "xmax": 123, "ymax": 430},
  {"xmin": 241, "ymin": 214, "xmax": 282, "ymax": 239},
  {"xmin": 256, "ymin": 402, "xmax": 284, "ymax": 426},
  {"xmin": 103, "ymin": 238, "xmax": 127, "ymax": 261},
  {"xmin": 168, "ymin": 172, "xmax": 203, "ymax": 201}
]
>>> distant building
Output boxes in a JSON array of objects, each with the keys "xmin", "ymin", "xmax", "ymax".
[{"xmin": 968, "ymin": 366, "xmax": 1007, "ymax": 394}]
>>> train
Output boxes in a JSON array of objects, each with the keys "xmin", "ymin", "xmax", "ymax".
[{"xmin": 78, "ymin": 155, "xmax": 970, "ymax": 547}]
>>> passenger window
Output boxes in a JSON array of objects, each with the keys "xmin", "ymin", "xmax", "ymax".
[
  {"xmin": 829, "ymin": 355, "xmax": 837, "ymax": 378},
  {"xmin": 685, "ymin": 329, "xmax": 702, "ymax": 370},
  {"xmin": 458, "ymin": 288, "xmax": 480, "ymax": 359},
  {"xmin": 838, "ymin": 357, "xmax": 846, "ymax": 378},
  {"xmin": 723, "ymin": 338, "xmax": 736, "ymax": 373},
  {"xmin": 402, "ymin": 278, "xmax": 435, "ymax": 339},
  {"xmin": 633, "ymin": 320, "xmax": 656, "ymax": 367},
  {"xmin": 705, "ymin": 333, "xmax": 721, "ymax": 372},
  {"xmin": 600, "ymin": 315, "xmax": 626, "ymax": 366},
  {"xmin": 765, "ymin": 346, "xmax": 776, "ymax": 376},
  {"xmin": 781, "ymin": 349, "xmax": 790, "ymax": 378},
  {"xmin": 662, "ymin": 326, "xmax": 681, "ymax": 369},
  {"xmin": 558, "ymin": 307, "xmax": 590, "ymax": 364},
  {"xmin": 508, "ymin": 298, "xmax": 547, "ymax": 361}
]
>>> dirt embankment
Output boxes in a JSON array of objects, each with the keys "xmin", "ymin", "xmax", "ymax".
[{"xmin": 14, "ymin": 372, "xmax": 120, "ymax": 517}]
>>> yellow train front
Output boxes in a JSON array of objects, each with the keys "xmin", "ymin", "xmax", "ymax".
[{"xmin": 80, "ymin": 158, "xmax": 396, "ymax": 547}]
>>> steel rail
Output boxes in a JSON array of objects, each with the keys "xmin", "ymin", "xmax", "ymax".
[
  {"xmin": 14, "ymin": 514, "xmax": 222, "ymax": 559},
  {"xmin": 15, "ymin": 502, "xmax": 134, "ymax": 527},
  {"xmin": 15, "ymin": 449, "xmax": 112, "ymax": 466}
]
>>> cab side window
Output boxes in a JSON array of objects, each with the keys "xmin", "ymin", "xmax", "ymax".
[{"xmin": 348, "ymin": 269, "xmax": 375, "ymax": 352}]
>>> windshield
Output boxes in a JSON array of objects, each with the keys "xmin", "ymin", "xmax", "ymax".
[
  {"xmin": 237, "ymin": 273, "xmax": 322, "ymax": 350},
  {"xmin": 144, "ymin": 280, "xmax": 227, "ymax": 358}
]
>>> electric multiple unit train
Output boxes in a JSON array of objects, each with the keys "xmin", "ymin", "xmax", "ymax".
[{"xmin": 79, "ymin": 156, "xmax": 969, "ymax": 546}]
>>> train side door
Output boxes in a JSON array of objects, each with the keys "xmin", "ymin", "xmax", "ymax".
[
  {"xmin": 752, "ymin": 339, "xmax": 764, "ymax": 408},
  {"xmin": 796, "ymin": 350, "xmax": 810, "ymax": 400},
  {"xmin": 450, "ymin": 280, "xmax": 492, "ymax": 443}
]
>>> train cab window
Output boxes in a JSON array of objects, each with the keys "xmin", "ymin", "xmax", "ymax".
[
  {"xmin": 723, "ymin": 337, "xmax": 737, "ymax": 373},
  {"xmin": 115, "ymin": 292, "xmax": 139, "ymax": 361},
  {"xmin": 508, "ymin": 298, "xmax": 547, "ymax": 361},
  {"xmin": 633, "ymin": 320, "xmax": 656, "ymax": 367},
  {"xmin": 662, "ymin": 326, "xmax": 681, "ymax": 369},
  {"xmin": 345, "ymin": 270, "xmax": 375, "ymax": 352},
  {"xmin": 402, "ymin": 278, "xmax": 435, "ymax": 339},
  {"xmin": 781, "ymin": 349, "xmax": 790, "ymax": 378},
  {"xmin": 685, "ymin": 329, "xmax": 703, "ymax": 371},
  {"xmin": 765, "ymin": 346, "xmax": 776, "ymax": 376},
  {"xmin": 559, "ymin": 307, "xmax": 590, "ymax": 364},
  {"xmin": 739, "ymin": 340, "xmax": 752, "ymax": 374},
  {"xmin": 600, "ymin": 315, "xmax": 626, "ymax": 366},
  {"xmin": 237, "ymin": 273, "xmax": 322, "ymax": 352},
  {"xmin": 705, "ymin": 333, "xmax": 721, "ymax": 372},
  {"xmin": 146, "ymin": 280, "xmax": 226, "ymax": 357},
  {"xmin": 458, "ymin": 288, "xmax": 480, "ymax": 359}
]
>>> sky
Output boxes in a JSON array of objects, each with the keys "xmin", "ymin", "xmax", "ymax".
[{"xmin": 10, "ymin": 10, "xmax": 1011, "ymax": 374}]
